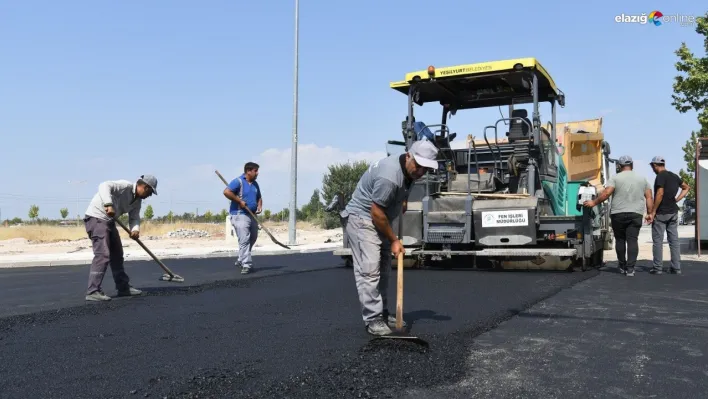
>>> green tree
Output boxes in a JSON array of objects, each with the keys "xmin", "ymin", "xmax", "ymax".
[
  {"xmin": 263, "ymin": 209, "xmax": 271, "ymax": 220},
  {"xmin": 275, "ymin": 207, "xmax": 290, "ymax": 222},
  {"xmin": 301, "ymin": 188, "xmax": 324, "ymax": 221},
  {"xmin": 28, "ymin": 204, "xmax": 39, "ymax": 221},
  {"xmin": 679, "ymin": 128, "xmax": 708, "ymax": 200},
  {"xmin": 60, "ymin": 207, "xmax": 69, "ymax": 219},
  {"xmin": 144, "ymin": 204, "xmax": 154, "ymax": 220},
  {"xmin": 672, "ymin": 12, "xmax": 708, "ymax": 200},
  {"xmin": 320, "ymin": 160, "xmax": 370, "ymax": 228},
  {"xmin": 672, "ymin": 12, "xmax": 708, "ymax": 127},
  {"xmin": 219, "ymin": 209, "xmax": 228, "ymax": 221},
  {"xmin": 203, "ymin": 210, "xmax": 213, "ymax": 222}
]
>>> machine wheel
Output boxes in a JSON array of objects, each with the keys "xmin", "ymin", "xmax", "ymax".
[
  {"xmin": 603, "ymin": 231, "xmax": 614, "ymax": 250},
  {"xmin": 595, "ymin": 247, "xmax": 604, "ymax": 269},
  {"xmin": 342, "ymin": 255, "xmax": 353, "ymax": 268},
  {"xmin": 579, "ymin": 242, "xmax": 605, "ymax": 271}
]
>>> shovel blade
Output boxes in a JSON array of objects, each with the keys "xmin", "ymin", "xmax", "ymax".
[
  {"xmin": 160, "ymin": 273, "xmax": 184, "ymax": 283},
  {"xmin": 372, "ymin": 330, "xmax": 429, "ymax": 348}
]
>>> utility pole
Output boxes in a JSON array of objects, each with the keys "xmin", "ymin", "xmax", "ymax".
[
  {"xmin": 288, "ymin": 0, "xmax": 299, "ymax": 246},
  {"xmin": 68, "ymin": 180, "xmax": 87, "ymax": 223}
]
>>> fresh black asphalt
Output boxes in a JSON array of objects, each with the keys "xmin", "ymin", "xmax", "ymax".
[
  {"xmin": 402, "ymin": 261, "xmax": 708, "ymax": 398},
  {"xmin": 0, "ymin": 251, "xmax": 705, "ymax": 398}
]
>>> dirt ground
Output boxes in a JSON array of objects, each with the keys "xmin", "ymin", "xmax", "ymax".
[
  {"xmin": 0, "ymin": 223, "xmax": 700, "ymax": 266},
  {"xmin": 0, "ymin": 224, "xmax": 344, "ymax": 257}
]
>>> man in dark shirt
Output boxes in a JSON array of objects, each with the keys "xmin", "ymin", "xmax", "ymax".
[{"xmin": 649, "ymin": 156, "xmax": 690, "ymax": 274}]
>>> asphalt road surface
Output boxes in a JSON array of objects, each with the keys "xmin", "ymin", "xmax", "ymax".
[
  {"xmin": 0, "ymin": 252, "xmax": 595, "ymax": 398},
  {"xmin": 0, "ymin": 249, "xmax": 706, "ymax": 398}
]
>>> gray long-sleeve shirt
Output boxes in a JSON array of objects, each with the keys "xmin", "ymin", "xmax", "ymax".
[{"xmin": 84, "ymin": 180, "xmax": 142, "ymax": 231}]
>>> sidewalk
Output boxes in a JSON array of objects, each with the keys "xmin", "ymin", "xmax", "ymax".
[{"xmin": 0, "ymin": 241, "xmax": 343, "ymax": 268}]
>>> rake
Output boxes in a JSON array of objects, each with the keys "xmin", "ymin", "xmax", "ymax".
[
  {"xmin": 114, "ymin": 217, "xmax": 185, "ymax": 282},
  {"xmin": 214, "ymin": 169, "xmax": 291, "ymax": 250}
]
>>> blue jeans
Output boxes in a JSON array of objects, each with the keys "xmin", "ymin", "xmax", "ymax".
[
  {"xmin": 230, "ymin": 214, "xmax": 259, "ymax": 269},
  {"xmin": 652, "ymin": 212, "xmax": 681, "ymax": 271}
]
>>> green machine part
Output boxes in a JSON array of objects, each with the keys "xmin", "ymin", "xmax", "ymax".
[
  {"xmin": 542, "ymin": 150, "xmax": 569, "ymax": 216},
  {"xmin": 542, "ymin": 148, "xmax": 599, "ymax": 217},
  {"xmin": 565, "ymin": 181, "xmax": 586, "ymax": 216}
]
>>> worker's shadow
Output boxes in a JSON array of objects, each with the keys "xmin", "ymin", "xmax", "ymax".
[
  {"xmin": 404, "ymin": 309, "xmax": 452, "ymax": 324},
  {"xmin": 248, "ymin": 265, "xmax": 286, "ymax": 272}
]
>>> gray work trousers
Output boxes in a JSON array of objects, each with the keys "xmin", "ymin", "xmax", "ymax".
[
  {"xmin": 652, "ymin": 212, "xmax": 681, "ymax": 271},
  {"xmin": 345, "ymin": 214, "xmax": 392, "ymax": 323},
  {"xmin": 230, "ymin": 213, "xmax": 259, "ymax": 268},
  {"xmin": 84, "ymin": 216, "xmax": 130, "ymax": 294}
]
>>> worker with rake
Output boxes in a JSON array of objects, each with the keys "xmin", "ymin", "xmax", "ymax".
[
  {"xmin": 343, "ymin": 140, "xmax": 439, "ymax": 336},
  {"xmin": 83, "ymin": 175, "xmax": 158, "ymax": 301},
  {"xmin": 223, "ymin": 162, "xmax": 262, "ymax": 274}
]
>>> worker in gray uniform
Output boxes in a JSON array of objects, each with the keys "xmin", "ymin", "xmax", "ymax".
[
  {"xmin": 584, "ymin": 156, "xmax": 653, "ymax": 277},
  {"xmin": 83, "ymin": 175, "xmax": 158, "ymax": 301},
  {"xmin": 342, "ymin": 139, "xmax": 440, "ymax": 336}
]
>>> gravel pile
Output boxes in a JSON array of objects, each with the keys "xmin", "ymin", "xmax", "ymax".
[{"xmin": 165, "ymin": 229, "xmax": 211, "ymax": 239}]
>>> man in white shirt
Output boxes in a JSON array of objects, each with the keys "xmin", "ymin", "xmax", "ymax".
[{"xmin": 83, "ymin": 175, "xmax": 158, "ymax": 301}]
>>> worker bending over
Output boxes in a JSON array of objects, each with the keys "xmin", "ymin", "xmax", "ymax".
[
  {"xmin": 84, "ymin": 175, "xmax": 158, "ymax": 301},
  {"xmin": 584, "ymin": 156, "xmax": 653, "ymax": 277},
  {"xmin": 648, "ymin": 156, "xmax": 689, "ymax": 274},
  {"xmin": 342, "ymin": 140, "xmax": 439, "ymax": 336},
  {"xmin": 223, "ymin": 162, "xmax": 262, "ymax": 274}
]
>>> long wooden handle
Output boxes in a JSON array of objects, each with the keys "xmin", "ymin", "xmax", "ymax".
[
  {"xmin": 114, "ymin": 217, "xmax": 176, "ymax": 277},
  {"xmin": 214, "ymin": 170, "xmax": 291, "ymax": 250},
  {"xmin": 396, "ymin": 251, "xmax": 404, "ymax": 330}
]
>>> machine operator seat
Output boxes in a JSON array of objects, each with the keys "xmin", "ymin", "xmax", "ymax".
[
  {"xmin": 414, "ymin": 121, "xmax": 456, "ymax": 150},
  {"xmin": 507, "ymin": 109, "xmax": 532, "ymax": 142}
]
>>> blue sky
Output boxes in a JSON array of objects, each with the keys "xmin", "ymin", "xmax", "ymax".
[{"xmin": 0, "ymin": 0, "xmax": 705, "ymax": 221}]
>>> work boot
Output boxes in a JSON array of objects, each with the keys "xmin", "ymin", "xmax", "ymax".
[
  {"xmin": 649, "ymin": 269, "xmax": 663, "ymax": 275},
  {"xmin": 670, "ymin": 268, "xmax": 682, "ymax": 275},
  {"xmin": 383, "ymin": 310, "xmax": 408, "ymax": 329},
  {"xmin": 117, "ymin": 287, "xmax": 143, "ymax": 297},
  {"xmin": 241, "ymin": 266, "xmax": 251, "ymax": 274},
  {"xmin": 366, "ymin": 318, "xmax": 393, "ymax": 336},
  {"xmin": 85, "ymin": 291, "xmax": 111, "ymax": 301},
  {"xmin": 626, "ymin": 270, "xmax": 635, "ymax": 277}
]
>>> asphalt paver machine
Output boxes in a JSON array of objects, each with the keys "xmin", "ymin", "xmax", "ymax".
[{"xmin": 331, "ymin": 58, "xmax": 612, "ymax": 271}]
